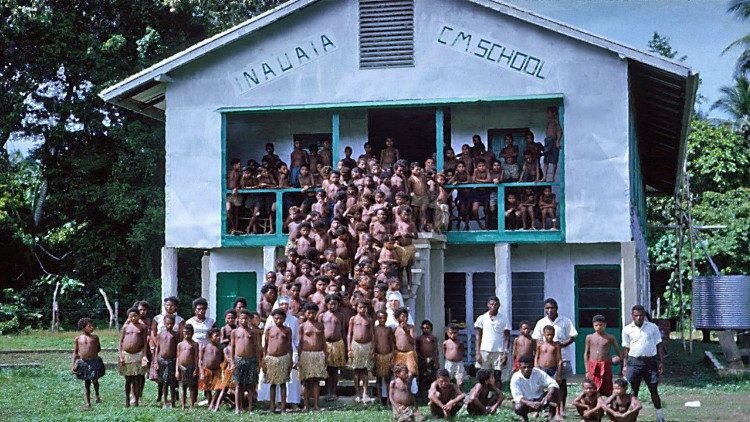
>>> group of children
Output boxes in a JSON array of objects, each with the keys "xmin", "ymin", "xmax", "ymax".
[{"xmin": 226, "ymin": 107, "xmax": 562, "ymax": 235}]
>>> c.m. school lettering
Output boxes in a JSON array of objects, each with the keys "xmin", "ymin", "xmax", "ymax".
[
  {"xmin": 232, "ymin": 34, "xmax": 338, "ymax": 95},
  {"xmin": 437, "ymin": 26, "xmax": 549, "ymax": 80}
]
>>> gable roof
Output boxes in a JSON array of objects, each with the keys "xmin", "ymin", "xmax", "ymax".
[{"xmin": 100, "ymin": 0, "xmax": 697, "ymax": 194}]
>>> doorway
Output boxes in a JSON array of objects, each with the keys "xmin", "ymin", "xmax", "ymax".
[
  {"xmin": 216, "ymin": 272, "xmax": 257, "ymax": 313},
  {"xmin": 367, "ymin": 108, "xmax": 438, "ymax": 165}
]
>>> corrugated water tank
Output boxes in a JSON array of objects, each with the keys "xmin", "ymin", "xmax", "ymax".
[{"xmin": 693, "ymin": 275, "xmax": 750, "ymax": 330}]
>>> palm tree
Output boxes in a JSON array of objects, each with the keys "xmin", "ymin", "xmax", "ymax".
[
  {"xmin": 726, "ymin": 0, "xmax": 750, "ymax": 75},
  {"xmin": 711, "ymin": 75, "xmax": 750, "ymax": 138}
]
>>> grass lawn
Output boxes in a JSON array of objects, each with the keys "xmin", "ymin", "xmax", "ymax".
[{"xmin": 0, "ymin": 332, "xmax": 748, "ymax": 421}]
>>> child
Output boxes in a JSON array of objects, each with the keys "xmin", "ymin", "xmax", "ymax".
[
  {"xmin": 263, "ymin": 309, "xmax": 293, "ymax": 413},
  {"xmin": 543, "ymin": 106, "xmax": 563, "ymax": 181},
  {"xmin": 500, "ymin": 133, "xmax": 519, "ymax": 162},
  {"xmin": 602, "ymin": 379, "xmax": 642, "ymax": 422},
  {"xmin": 513, "ymin": 320, "xmax": 536, "ymax": 372},
  {"xmin": 259, "ymin": 284, "xmax": 278, "ymax": 321},
  {"xmin": 505, "ymin": 193, "xmax": 522, "ymax": 230},
  {"xmin": 519, "ymin": 151, "xmax": 542, "ymax": 182},
  {"xmin": 321, "ymin": 138, "xmax": 333, "ymax": 167},
  {"xmin": 176, "ymin": 324, "xmax": 199, "ymax": 408},
  {"xmin": 501, "ymin": 155, "xmax": 520, "ymax": 182},
  {"xmin": 319, "ymin": 293, "xmax": 347, "ymax": 401},
  {"xmin": 394, "ymin": 208, "xmax": 417, "ymax": 289},
  {"xmin": 539, "ymin": 186, "xmax": 558, "ymax": 229},
  {"xmin": 298, "ymin": 302, "xmax": 328, "ymax": 411},
  {"xmin": 290, "ymin": 139, "xmax": 309, "ymax": 187},
  {"xmin": 220, "ymin": 309, "xmax": 237, "ymax": 348},
  {"xmin": 72, "ymin": 317, "xmax": 105, "ymax": 410},
  {"xmin": 199, "ymin": 328, "xmax": 224, "ymax": 409},
  {"xmin": 348, "ymin": 300, "xmax": 375, "ymax": 403},
  {"xmin": 416, "ymin": 320, "xmax": 439, "ymax": 400},
  {"xmin": 389, "ymin": 364, "xmax": 424, "ymax": 422},
  {"xmin": 465, "ymin": 369, "xmax": 504, "ymax": 416},
  {"xmin": 535, "ymin": 325, "xmax": 562, "ymax": 418},
  {"xmin": 427, "ymin": 369, "xmax": 465, "ymax": 419},
  {"xmin": 380, "ymin": 137, "xmax": 400, "ymax": 168},
  {"xmin": 374, "ymin": 310, "xmax": 396, "ymax": 405},
  {"xmin": 119, "ymin": 307, "xmax": 148, "ymax": 407},
  {"xmin": 443, "ymin": 324, "xmax": 466, "ymax": 387},
  {"xmin": 232, "ymin": 309, "xmax": 261, "ymax": 413},
  {"xmin": 408, "ymin": 162, "xmax": 430, "ymax": 231},
  {"xmin": 393, "ymin": 307, "xmax": 418, "ymax": 380},
  {"xmin": 572, "ymin": 378, "xmax": 604, "ymax": 422},
  {"xmin": 519, "ymin": 189, "xmax": 537, "ymax": 230},
  {"xmin": 584, "ymin": 315, "xmax": 622, "ymax": 396},
  {"xmin": 154, "ymin": 313, "xmax": 179, "ymax": 408},
  {"xmin": 372, "ymin": 283, "xmax": 388, "ymax": 314}
]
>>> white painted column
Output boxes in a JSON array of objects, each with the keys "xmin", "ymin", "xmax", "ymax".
[
  {"xmin": 261, "ymin": 246, "xmax": 277, "ymax": 300},
  {"xmin": 201, "ymin": 251, "xmax": 211, "ymax": 299},
  {"xmin": 621, "ymin": 241, "xmax": 638, "ymax": 321},
  {"xmin": 161, "ymin": 247, "xmax": 178, "ymax": 302},
  {"xmin": 494, "ymin": 243, "xmax": 512, "ymax": 323}
]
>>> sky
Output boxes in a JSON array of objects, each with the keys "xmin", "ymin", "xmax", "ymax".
[{"xmin": 506, "ymin": 0, "xmax": 747, "ymax": 119}]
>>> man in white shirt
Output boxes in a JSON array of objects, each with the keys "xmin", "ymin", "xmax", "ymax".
[
  {"xmin": 622, "ymin": 304, "xmax": 665, "ymax": 422},
  {"xmin": 474, "ymin": 296, "xmax": 511, "ymax": 383},
  {"xmin": 532, "ymin": 298, "xmax": 576, "ymax": 416},
  {"xmin": 510, "ymin": 356, "xmax": 559, "ymax": 421}
]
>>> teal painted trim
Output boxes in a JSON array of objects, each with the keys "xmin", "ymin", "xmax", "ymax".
[
  {"xmin": 445, "ymin": 182, "xmax": 560, "ymax": 189},
  {"xmin": 558, "ymin": 102, "xmax": 567, "ymax": 242},
  {"xmin": 221, "ymin": 113, "xmax": 228, "ymax": 239},
  {"xmin": 222, "ymin": 235, "xmax": 288, "ymax": 247},
  {"xmin": 216, "ymin": 94, "xmax": 565, "ymax": 114},
  {"xmin": 229, "ymin": 188, "xmax": 320, "ymax": 194},
  {"xmin": 446, "ymin": 229, "xmax": 563, "ymax": 244},
  {"xmin": 332, "ymin": 112, "xmax": 340, "ymax": 165},
  {"xmin": 628, "ymin": 98, "xmax": 647, "ymax": 239},
  {"xmin": 436, "ymin": 107, "xmax": 444, "ymax": 172},
  {"xmin": 274, "ymin": 191, "xmax": 283, "ymax": 235},
  {"xmin": 497, "ymin": 185, "xmax": 505, "ymax": 232}
]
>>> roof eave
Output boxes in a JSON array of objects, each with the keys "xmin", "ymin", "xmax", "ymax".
[{"xmin": 674, "ymin": 73, "xmax": 700, "ymax": 194}]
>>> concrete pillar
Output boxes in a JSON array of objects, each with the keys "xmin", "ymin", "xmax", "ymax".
[
  {"xmin": 413, "ymin": 233, "xmax": 446, "ymax": 344},
  {"xmin": 621, "ymin": 241, "xmax": 638, "ymax": 322},
  {"xmin": 201, "ymin": 251, "xmax": 211, "ymax": 300},
  {"xmin": 161, "ymin": 247, "xmax": 178, "ymax": 305},
  {"xmin": 494, "ymin": 243, "xmax": 512, "ymax": 324},
  {"xmin": 260, "ymin": 246, "xmax": 278, "ymax": 301}
]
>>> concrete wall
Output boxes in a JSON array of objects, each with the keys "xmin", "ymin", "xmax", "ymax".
[{"xmin": 164, "ymin": 0, "xmax": 631, "ymax": 248}]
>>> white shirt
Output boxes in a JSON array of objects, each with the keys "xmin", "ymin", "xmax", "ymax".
[
  {"xmin": 510, "ymin": 368, "xmax": 559, "ymax": 404},
  {"xmin": 622, "ymin": 321, "xmax": 661, "ymax": 357},
  {"xmin": 532, "ymin": 315, "xmax": 578, "ymax": 362},
  {"xmin": 474, "ymin": 312, "xmax": 511, "ymax": 352},
  {"xmin": 185, "ymin": 316, "xmax": 215, "ymax": 345},
  {"xmin": 153, "ymin": 313, "xmax": 184, "ymax": 334}
]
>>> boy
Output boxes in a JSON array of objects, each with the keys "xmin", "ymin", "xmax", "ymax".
[
  {"xmin": 72, "ymin": 317, "xmax": 105, "ymax": 410},
  {"xmin": 572, "ymin": 378, "xmax": 604, "ymax": 422},
  {"xmin": 443, "ymin": 324, "xmax": 466, "ymax": 387},
  {"xmin": 374, "ymin": 309, "xmax": 396, "ymax": 405},
  {"xmin": 389, "ymin": 363, "xmax": 424, "ymax": 422},
  {"xmin": 154, "ymin": 313, "xmax": 179, "ymax": 408},
  {"xmin": 394, "ymin": 208, "xmax": 417, "ymax": 290},
  {"xmin": 416, "ymin": 320, "xmax": 439, "ymax": 400},
  {"xmin": 584, "ymin": 315, "xmax": 622, "ymax": 396},
  {"xmin": 319, "ymin": 293, "xmax": 347, "ymax": 401},
  {"xmin": 428, "ymin": 369, "xmax": 465, "ymax": 419},
  {"xmin": 176, "ymin": 324, "xmax": 199, "ymax": 408},
  {"xmin": 263, "ymin": 309, "xmax": 293, "ymax": 413},
  {"xmin": 466, "ymin": 369, "xmax": 504, "ymax": 416},
  {"xmin": 227, "ymin": 157, "xmax": 242, "ymax": 234},
  {"xmin": 298, "ymin": 302, "xmax": 328, "ymax": 411},
  {"xmin": 380, "ymin": 137, "xmax": 400, "ymax": 168},
  {"xmin": 119, "ymin": 307, "xmax": 148, "ymax": 407},
  {"xmin": 393, "ymin": 307, "xmax": 418, "ymax": 381},
  {"xmin": 535, "ymin": 325, "xmax": 562, "ymax": 418},
  {"xmin": 543, "ymin": 106, "xmax": 563, "ymax": 181},
  {"xmin": 408, "ymin": 162, "xmax": 429, "ymax": 232},
  {"xmin": 259, "ymin": 284, "xmax": 278, "ymax": 321},
  {"xmin": 602, "ymin": 379, "xmax": 642, "ymax": 422},
  {"xmin": 539, "ymin": 186, "xmax": 558, "ymax": 229},
  {"xmin": 321, "ymin": 138, "xmax": 333, "ymax": 167},
  {"xmin": 513, "ymin": 320, "xmax": 536, "ymax": 372},
  {"xmin": 348, "ymin": 300, "xmax": 375, "ymax": 403},
  {"xmin": 199, "ymin": 328, "xmax": 224, "ymax": 409},
  {"xmin": 290, "ymin": 139, "xmax": 309, "ymax": 187},
  {"xmin": 231, "ymin": 309, "xmax": 261, "ymax": 413},
  {"xmin": 220, "ymin": 309, "xmax": 237, "ymax": 348}
]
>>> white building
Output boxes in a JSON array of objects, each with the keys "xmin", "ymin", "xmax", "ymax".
[{"xmin": 102, "ymin": 0, "xmax": 696, "ymax": 372}]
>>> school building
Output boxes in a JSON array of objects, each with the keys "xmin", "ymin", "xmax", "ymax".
[{"xmin": 101, "ymin": 0, "xmax": 697, "ymax": 373}]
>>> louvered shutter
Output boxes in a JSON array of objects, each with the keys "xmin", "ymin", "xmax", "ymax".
[{"xmin": 359, "ymin": 0, "xmax": 415, "ymax": 69}]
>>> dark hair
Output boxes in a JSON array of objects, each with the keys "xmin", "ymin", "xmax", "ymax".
[
  {"xmin": 77, "ymin": 317, "xmax": 93, "ymax": 331},
  {"xmin": 592, "ymin": 315, "xmax": 606, "ymax": 323},
  {"xmin": 164, "ymin": 296, "xmax": 179, "ymax": 306},
  {"xmin": 163, "ymin": 314, "xmax": 176, "ymax": 323},
  {"xmin": 240, "ymin": 309, "xmax": 252, "ymax": 317},
  {"xmin": 582, "ymin": 378, "xmax": 595, "ymax": 387},
  {"xmin": 614, "ymin": 378, "xmax": 628, "ymax": 389},
  {"xmin": 519, "ymin": 320, "xmax": 530, "ymax": 328},
  {"xmin": 447, "ymin": 324, "xmax": 460, "ymax": 331},
  {"xmin": 543, "ymin": 325, "xmax": 555, "ymax": 333},
  {"xmin": 303, "ymin": 302, "xmax": 320, "ymax": 313},
  {"xmin": 207, "ymin": 327, "xmax": 220, "ymax": 337},
  {"xmin": 546, "ymin": 106, "xmax": 558, "ymax": 114},
  {"xmin": 325, "ymin": 293, "xmax": 341, "ymax": 304},
  {"xmin": 475, "ymin": 158, "xmax": 486, "ymax": 166},
  {"xmin": 223, "ymin": 309, "xmax": 236, "ymax": 317},
  {"xmin": 518, "ymin": 355, "xmax": 534, "ymax": 365},
  {"xmin": 631, "ymin": 305, "xmax": 646, "ymax": 313},
  {"xmin": 476, "ymin": 369, "xmax": 492, "ymax": 384},
  {"xmin": 395, "ymin": 307, "xmax": 409, "ymax": 320},
  {"xmin": 183, "ymin": 323, "xmax": 194, "ymax": 333},
  {"xmin": 421, "ymin": 320, "xmax": 433, "ymax": 328},
  {"xmin": 487, "ymin": 296, "xmax": 500, "ymax": 304},
  {"xmin": 376, "ymin": 310, "xmax": 388, "ymax": 317},
  {"xmin": 271, "ymin": 309, "xmax": 287, "ymax": 319},
  {"xmin": 261, "ymin": 284, "xmax": 278, "ymax": 295},
  {"xmin": 436, "ymin": 368, "xmax": 450, "ymax": 379},
  {"xmin": 233, "ymin": 297, "xmax": 247, "ymax": 308},
  {"xmin": 544, "ymin": 298, "xmax": 558, "ymax": 307},
  {"xmin": 230, "ymin": 158, "xmax": 241, "ymax": 165},
  {"xmin": 192, "ymin": 297, "xmax": 208, "ymax": 309},
  {"xmin": 249, "ymin": 311, "xmax": 260, "ymax": 318},
  {"xmin": 127, "ymin": 306, "xmax": 139, "ymax": 316},
  {"xmin": 136, "ymin": 300, "xmax": 150, "ymax": 309}
]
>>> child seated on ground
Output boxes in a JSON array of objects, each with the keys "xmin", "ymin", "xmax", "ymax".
[
  {"xmin": 572, "ymin": 378, "xmax": 604, "ymax": 422},
  {"xmin": 585, "ymin": 315, "xmax": 622, "ymax": 396},
  {"xmin": 427, "ymin": 369, "xmax": 465, "ymax": 419},
  {"xmin": 602, "ymin": 379, "xmax": 642, "ymax": 422},
  {"xmin": 72, "ymin": 317, "xmax": 105, "ymax": 410},
  {"xmin": 465, "ymin": 369, "xmax": 504, "ymax": 416}
]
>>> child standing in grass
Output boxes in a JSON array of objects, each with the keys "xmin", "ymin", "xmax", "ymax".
[
  {"xmin": 263, "ymin": 309, "xmax": 293, "ymax": 413},
  {"xmin": 72, "ymin": 317, "xmax": 105, "ymax": 410},
  {"xmin": 584, "ymin": 315, "xmax": 621, "ymax": 396},
  {"xmin": 119, "ymin": 307, "xmax": 148, "ymax": 407},
  {"xmin": 176, "ymin": 324, "xmax": 199, "ymax": 409},
  {"xmin": 154, "ymin": 314, "xmax": 179, "ymax": 408}
]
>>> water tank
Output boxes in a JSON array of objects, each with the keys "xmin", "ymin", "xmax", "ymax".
[{"xmin": 693, "ymin": 275, "xmax": 750, "ymax": 330}]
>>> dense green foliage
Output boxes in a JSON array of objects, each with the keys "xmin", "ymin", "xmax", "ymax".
[{"xmin": 0, "ymin": 1, "xmax": 280, "ymax": 331}]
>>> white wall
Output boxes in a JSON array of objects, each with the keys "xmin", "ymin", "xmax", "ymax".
[
  {"xmin": 207, "ymin": 248, "xmax": 264, "ymax": 321},
  {"xmin": 163, "ymin": 0, "xmax": 631, "ymax": 247}
]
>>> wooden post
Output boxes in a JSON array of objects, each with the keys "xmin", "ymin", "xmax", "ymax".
[
  {"xmin": 51, "ymin": 281, "xmax": 60, "ymax": 332},
  {"xmin": 99, "ymin": 288, "xmax": 114, "ymax": 329},
  {"xmin": 684, "ymin": 174, "xmax": 698, "ymax": 355},
  {"xmin": 674, "ymin": 190, "xmax": 685, "ymax": 349},
  {"xmin": 114, "ymin": 300, "xmax": 119, "ymax": 331}
]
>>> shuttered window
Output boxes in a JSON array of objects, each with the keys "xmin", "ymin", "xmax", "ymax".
[
  {"xmin": 359, "ymin": 0, "xmax": 415, "ymax": 69},
  {"xmin": 511, "ymin": 272, "xmax": 545, "ymax": 330}
]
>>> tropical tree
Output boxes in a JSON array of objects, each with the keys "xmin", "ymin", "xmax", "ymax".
[
  {"xmin": 725, "ymin": 0, "xmax": 750, "ymax": 75},
  {"xmin": 710, "ymin": 75, "xmax": 750, "ymax": 137}
]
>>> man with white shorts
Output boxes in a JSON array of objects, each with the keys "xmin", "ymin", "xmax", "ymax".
[{"xmin": 474, "ymin": 296, "xmax": 511, "ymax": 384}]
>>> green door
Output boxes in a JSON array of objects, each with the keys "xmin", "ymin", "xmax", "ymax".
[
  {"xmin": 574, "ymin": 265, "xmax": 622, "ymax": 374},
  {"xmin": 216, "ymin": 272, "xmax": 257, "ymax": 314}
]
